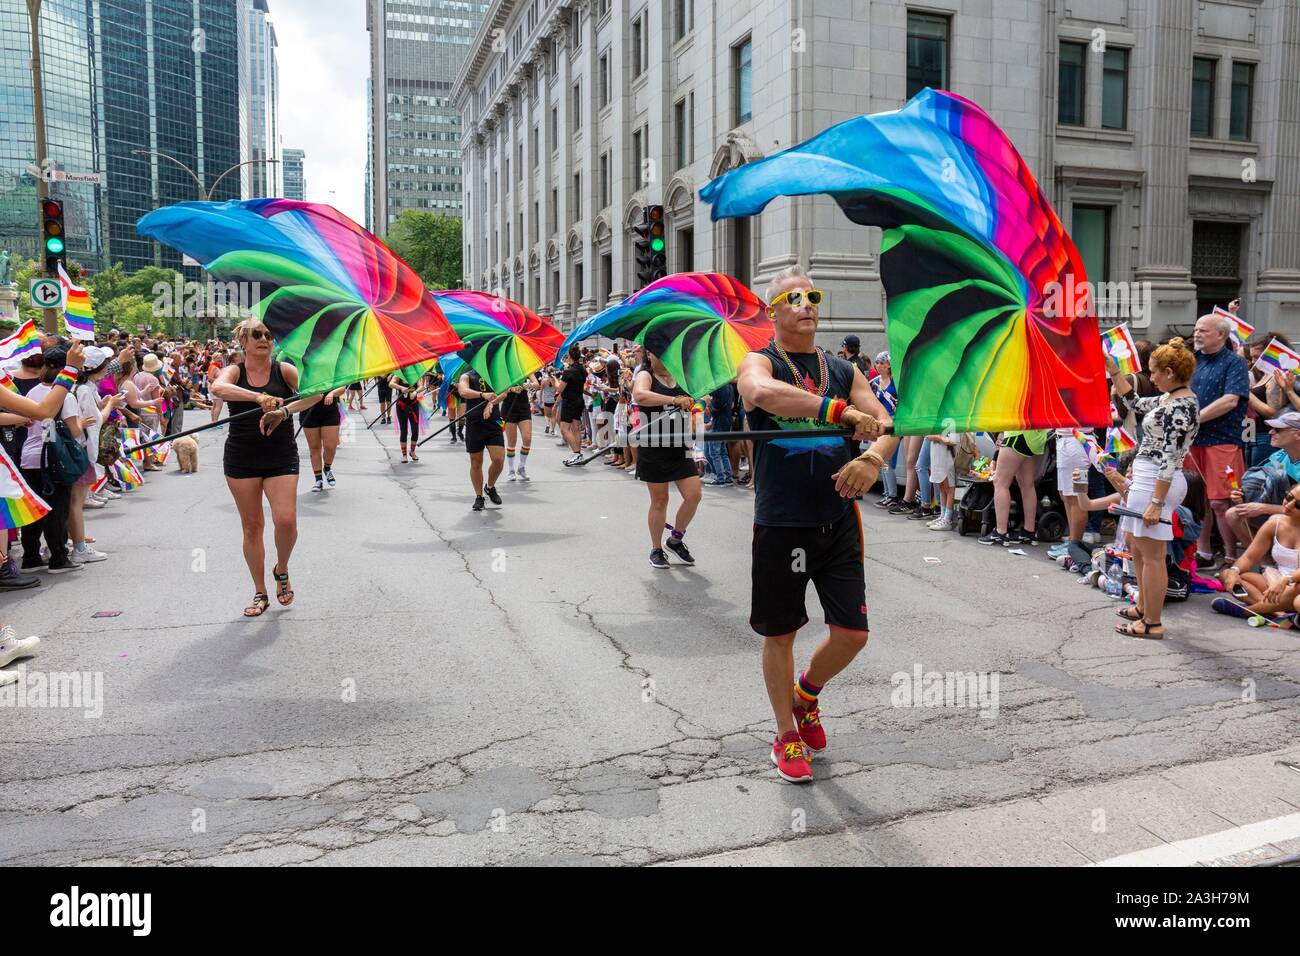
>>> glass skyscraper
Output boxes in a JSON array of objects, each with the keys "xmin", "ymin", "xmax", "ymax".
[
  {"xmin": 367, "ymin": 0, "xmax": 485, "ymax": 234},
  {"xmin": 0, "ymin": 0, "xmax": 101, "ymax": 269},
  {"xmin": 282, "ymin": 147, "xmax": 304, "ymax": 201},
  {"xmin": 241, "ymin": 0, "xmax": 280, "ymax": 199}
]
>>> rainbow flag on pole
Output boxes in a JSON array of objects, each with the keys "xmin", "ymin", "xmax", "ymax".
[
  {"xmin": 119, "ymin": 428, "xmax": 146, "ymax": 462},
  {"xmin": 1213, "ymin": 306, "xmax": 1252, "ymax": 347},
  {"xmin": 1073, "ymin": 429, "xmax": 1117, "ymax": 472},
  {"xmin": 56, "ymin": 264, "xmax": 96, "ymax": 341},
  {"xmin": 0, "ymin": 319, "xmax": 42, "ymax": 362},
  {"xmin": 110, "ymin": 458, "xmax": 143, "ymax": 490},
  {"xmin": 1100, "ymin": 323, "xmax": 1141, "ymax": 375},
  {"xmin": 0, "ymin": 370, "xmax": 17, "ymax": 393},
  {"xmin": 1105, "ymin": 426, "xmax": 1136, "ymax": 456},
  {"xmin": 1255, "ymin": 337, "xmax": 1300, "ymax": 374}
]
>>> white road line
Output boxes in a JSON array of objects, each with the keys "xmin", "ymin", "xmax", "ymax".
[{"xmin": 1094, "ymin": 811, "xmax": 1300, "ymax": 867}]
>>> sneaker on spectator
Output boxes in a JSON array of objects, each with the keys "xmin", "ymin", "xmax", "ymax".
[
  {"xmin": 0, "ymin": 669, "xmax": 18, "ymax": 688},
  {"xmin": 84, "ymin": 495, "xmax": 106, "ymax": 510},
  {"xmin": 1013, "ymin": 528, "xmax": 1038, "ymax": 545},
  {"xmin": 45, "ymin": 559, "xmax": 83, "ymax": 575},
  {"xmin": 888, "ymin": 499, "xmax": 916, "ymax": 516},
  {"xmin": 977, "ymin": 530, "xmax": 1009, "ymax": 546},
  {"xmin": 874, "ymin": 495, "xmax": 896, "ymax": 509},
  {"xmin": 71, "ymin": 547, "xmax": 109, "ymax": 564},
  {"xmin": 927, "ymin": 515, "xmax": 953, "ymax": 531},
  {"xmin": 1194, "ymin": 551, "xmax": 1222, "ymax": 570},
  {"xmin": 0, "ymin": 558, "xmax": 39, "ymax": 590},
  {"xmin": 0, "ymin": 627, "xmax": 39, "ymax": 667},
  {"xmin": 907, "ymin": 505, "xmax": 935, "ymax": 520}
]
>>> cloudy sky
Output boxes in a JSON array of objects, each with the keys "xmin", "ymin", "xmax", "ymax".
[{"xmin": 273, "ymin": 0, "xmax": 369, "ymax": 223}]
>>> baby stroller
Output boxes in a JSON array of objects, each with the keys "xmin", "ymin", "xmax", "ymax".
[{"xmin": 956, "ymin": 437, "xmax": 1067, "ymax": 542}]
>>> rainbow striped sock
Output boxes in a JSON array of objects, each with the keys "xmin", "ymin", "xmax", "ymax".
[
  {"xmin": 795, "ymin": 672, "xmax": 822, "ymax": 706},
  {"xmin": 520, "ymin": 445, "xmax": 530, "ymax": 463}
]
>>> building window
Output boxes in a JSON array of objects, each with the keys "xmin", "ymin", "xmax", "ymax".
[
  {"xmin": 1072, "ymin": 205, "xmax": 1111, "ymax": 286},
  {"xmin": 906, "ymin": 12, "xmax": 948, "ymax": 99},
  {"xmin": 571, "ymin": 8, "xmax": 581, "ymax": 46},
  {"xmin": 1191, "ymin": 57, "xmax": 1216, "ymax": 138},
  {"xmin": 599, "ymin": 51, "xmax": 610, "ymax": 106},
  {"xmin": 598, "ymin": 0, "xmax": 610, "ymax": 21},
  {"xmin": 534, "ymin": 201, "xmax": 539, "ymax": 242},
  {"xmin": 550, "ymin": 188, "xmax": 558, "ymax": 234},
  {"xmin": 674, "ymin": 0, "xmax": 693, "ymax": 42},
  {"xmin": 732, "ymin": 217, "xmax": 751, "ymax": 288},
  {"xmin": 574, "ymin": 262, "xmax": 584, "ymax": 300},
  {"xmin": 678, "ymin": 227, "xmax": 694, "ymax": 272},
  {"xmin": 551, "ymin": 107, "xmax": 558, "ymax": 149},
  {"xmin": 633, "ymin": 15, "xmax": 646, "ymax": 77},
  {"xmin": 733, "ymin": 36, "xmax": 752, "ymax": 125},
  {"xmin": 573, "ymin": 80, "xmax": 582, "ymax": 131},
  {"xmin": 674, "ymin": 98, "xmax": 688, "ymax": 170},
  {"xmin": 1101, "ymin": 48, "xmax": 1128, "ymax": 130},
  {"xmin": 601, "ymin": 253, "xmax": 612, "ymax": 304},
  {"xmin": 632, "ymin": 127, "xmax": 643, "ymax": 184},
  {"xmin": 573, "ymin": 171, "xmax": 582, "ymax": 221},
  {"xmin": 1230, "ymin": 62, "xmax": 1254, "ymax": 141},
  {"xmin": 1058, "ymin": 41, "xmax": 1086, "ymax": 126},
  {"xmin": 552, "ymin": 268, "xmax": 560, "ymax": 305},
  {"xmin": 600, "ymin": 152, "xmax": 610, "ymax": 208}
]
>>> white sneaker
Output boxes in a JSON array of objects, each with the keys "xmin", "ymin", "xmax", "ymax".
[
  {"xmin": 507, "ymin": 470, "xmax": 517, "ymax": 482},
  {"xmin": 73, "ymin": 548, "xmax": 108, "ymax": 563},
  {"xmin": 927, "ymin": 516, "xmax": 953, "ymax": 531},
  {"xmin": 517, "ymin": 468, "xmax": 530, "ymax": 481},
  {"xmin": 0, "ymin": 628, "xmax": 39, "ymax": 667},
  {"xmin": 104, "ymin": 489, "xmax": 122, "ymax": 499},
  {"xmin": 84, "ymin": 496, "xmax": 106, "ymax": 510},
  {"xmin": 0, "ymin": 669, "xmax": 18, "ymax": 688}
]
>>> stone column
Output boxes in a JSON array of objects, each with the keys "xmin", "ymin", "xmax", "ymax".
[{"xmin": 1256, "ymin": 0, "xmax": 1300, "ymax": 333}]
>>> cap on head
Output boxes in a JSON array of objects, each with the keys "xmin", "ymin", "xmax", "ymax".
[
  {"xmin": 1266, "ymin": 411, "xmax": 1300, "ymax": 431},
  {"xmin": 841, "ymin": 334, "xmax": 860, "ymax": 349}
]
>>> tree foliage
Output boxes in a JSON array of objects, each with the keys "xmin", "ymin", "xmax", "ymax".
[{"xmin": 384, "ymin": 211, "xmax": 463, "ymax": 291}]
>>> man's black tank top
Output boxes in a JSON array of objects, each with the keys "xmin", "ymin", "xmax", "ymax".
[
  {"xmin": 224, "ymin": 362, "xmax": 297, "ymax": 468},
  {"xmin": 747, "ymin": 344, "xmax": 857, "ymax": 527}
]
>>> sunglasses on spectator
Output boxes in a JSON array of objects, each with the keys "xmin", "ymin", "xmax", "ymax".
[
  {"xmin": 1286, "ymin": 493, "xmax": 1298, "ymax": 505},
  {"xmin": 770, "ymin": 289, "xmax": 824, "ymax": 308},
  {"xmin": 247, "ymin": 329, "xmax": 272, "ymax": 341}
]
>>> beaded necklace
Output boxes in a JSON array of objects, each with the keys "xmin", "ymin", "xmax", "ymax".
[{"xmin": 772, "ymin": 342, "xmax": 829, "ymax": 396}]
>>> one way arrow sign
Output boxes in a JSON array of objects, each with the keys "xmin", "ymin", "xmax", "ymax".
[{"xmin": 29, "ymin": 277, "xmax": 66, "ymax": 310}]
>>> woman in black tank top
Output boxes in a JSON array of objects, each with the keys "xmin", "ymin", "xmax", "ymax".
[
  {"xmin": 630, "ymin": 344, "xmax": 703, "ymax": 570},
  {"xmin": 210, "ymin": 319, "xmax": 323, "ymax": 618}
]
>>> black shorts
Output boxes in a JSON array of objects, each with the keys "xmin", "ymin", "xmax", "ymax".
[
  {"xmin": 559, "ymin": 402, "xmax": 584, "ymax": 424},
  {"xmin": 636, "ymin": 448, "xmax": 697, "ymax": 484},
  {"xmin": 224, "ymin": 459, "xmax": 299, "ymax": 480},
  {"xmin": 464, "ymin": 427, "xmax": 505, "ymax": 454},
  {"xmin": 299, "ymin": 401, "xmax": 341, "ymax": 429},
  {"xmin": 1005, "ymin": 433, "xmax": 1035, "ymax": 457},
  {"xmin": 376, "ymin": 383, "xmax": 392, "ymax": 401},
  {"xmin": 750, "ymin": 505, "xmax": 868, "ymax": 637},
  {"xmin": 501, "ymin": 404, "xmax": 532, "ymax": 424}
]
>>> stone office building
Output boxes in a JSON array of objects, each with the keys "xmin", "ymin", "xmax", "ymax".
[{"xmin": 453, "ymin": 0, "xmax": 1300, "ymax": 341}]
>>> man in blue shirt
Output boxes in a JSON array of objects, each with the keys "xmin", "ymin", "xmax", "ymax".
[
  {"xmin": 1189, "ymin": 312, "xmax": 1250, "ymax": 565},
  {"xmin": 1226, "ymin": 410, "xmax": 1300, "ymax": 546}
]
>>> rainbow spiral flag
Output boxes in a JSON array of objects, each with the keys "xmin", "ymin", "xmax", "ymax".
[
  {"xmin": 56, "ymin": 264, "xmax": 96, "ymax": 341},
  {"xmin": 1105, "ymin": 425, "xmax": 1136, "ymax": 456},
  {"xmin": 1100, "ymin": 323, "xmax": 1141, "ymax": 375},
  {"xmin": 1214, "ymin": 306, "xmax": 1252, "ymax": 347},
  {"xmin": 0, "ymin": 319, "xmax": 42, "ymax": 362},
  {"xmin": 1255, "ymin": 337, "xmax": 1300, "ymax": 374},
  {"xmin": 700, "ymin": 88, "xmax": 1111, "ymax": 434},
  {"xmin": 0, "ymin": 447, "xmax": 50, "ymax": 529}
]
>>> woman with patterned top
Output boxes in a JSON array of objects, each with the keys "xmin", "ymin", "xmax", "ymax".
[{"xmin": 1107, "ymin": 337, "xmax": 1200, "ymax": 639}]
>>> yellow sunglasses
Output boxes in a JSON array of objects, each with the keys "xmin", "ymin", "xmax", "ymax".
[{"xmin": 770, "ymin": 288, "xmax": 824, "ymax": 308}]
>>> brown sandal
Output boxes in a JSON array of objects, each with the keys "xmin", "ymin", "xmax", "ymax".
[
  {"xmin": 1115, "ymin": 606, "xmax": 1142, "ymax": 621},
  {"xmin": 244, "ymin": 593, "xmax": 270, "ymax": 617},
  {"xmin": 1116, "ymin": 619, "xmax": 1163, "ymax": 639},
  {"xmin": 273, "ymin": 566, "xmax": 294, "ymax": 607}
]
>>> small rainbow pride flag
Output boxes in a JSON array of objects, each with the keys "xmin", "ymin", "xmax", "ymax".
[
  {"xmin": 119, "ymin": 428, "xmax": 145, "ymax": 462},
  {"xmin": 1100, "ymin": 323, "xmax": 1141, "ymax": 375},
  {"xmin": 1255, "ymin": 337, "xmax": 1300, "ymax": 374},
  {"xmin": 0, "ymin": 319, "xmax": 42, "ymax": 362},
  {"xmin": 89, "ymin": 466, "xmax": 108, "ymax": 495},
  {"xmin": 56, "ymin": 264, "xmax": 95, "ymax": 341},
  {"xmin": 0, "ymin": 370, "xmax": 17, "ymax": 394},
  {"xmin": 1105, "ymin": 426, "xmax": 1136, "ymax": 456},
  {"xmin": 110, "ymin": 458, "xmax": 143, "ymax": 490},
  {"xmin": 0, "ymin": 447, "xmax": 50, "ymax": 529},
  {"xmin": 1073, "ymin": 429, "xmax": 1117, "ymax": 472},
  {"xmin": 1213, "ymin": 306, "xmax": 1253, "ymax": 347}
]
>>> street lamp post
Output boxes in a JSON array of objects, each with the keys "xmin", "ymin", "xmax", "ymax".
[
  {"xmin": 26, "ymin": 0, "xmax": 61, "ymax": 333},
  {"xmin": 132, "ymin": 150, "xmax": 280, "ymax": 338}
]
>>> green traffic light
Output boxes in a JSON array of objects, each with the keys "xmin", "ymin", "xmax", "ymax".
[
  {"xmin": 45, "ymin": 236, "xmax": 64, "ymax": 254},
  {"xmin": 650, "ymin": 238, "xmax": 664, "ymax": 252}
]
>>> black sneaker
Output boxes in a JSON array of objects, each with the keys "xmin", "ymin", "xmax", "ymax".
[
  {"xmin": 874, "ymin": 495, "xmax": 896, "ymax": 509},
  {"xmin": 664, "ymin": 537, "xmax": 695, "ymax": 565},
  {"xmin": 978, "ymin": 531, "xmax": 1008, "ymax": 546},
  {"xmin": 485, "ymin": 485, "xmax": 502, "ymax": 505},
  {"xmin": 888, "ymin": 500, "xmax": 916, "ymax": 516},
  {"xmin": 648, "ymin": 548, "xmax": 670, "ymax": 570},
  {"xmin": 20, "ymin": 558, "xmax": 47, "ymax": 572},
  {"xmin": 0, "ymin": 559, "xmax": 39, "ymax": 590},
  {"xmin": 1014, "ymin": 528, "xmax": 1038, "ymax": 545},
  {"xmin": 472, "ymin": 495, "xmax": 485, "ymax": 512},
  {"xmin": 907, "ymin": 505, "xmax": 936, "ymax": 520},
  {"xmin": 1194, "ymin": 552, "xmax": 1221, "ymax": 570},
  {"xmin": 45, "ymin": 561, "xmax": 83, "ymax": 575}
]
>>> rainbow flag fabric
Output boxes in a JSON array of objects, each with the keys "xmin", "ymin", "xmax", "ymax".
[
  {"xmin": 1214, "ymin": 306, "xmax": 1253, "ymax": 347},
  {"xmin": 1105, "ymin": 426, "xmax": 1136, "ymax": 456},
  {"xmin": 0, "ymin": 319, "xmax": 42, "ymax": 362},
  {"xmin": 1255, "ymin": 337, "xmax": 1300, "ymax": 374},
  {"xmin": 1073, "ymin": 428, "xmax": 1117, "ymax": 472},
  {"xmin": 89, "ymin": 466, "xmax": 109, "ymax": 495},
  {"xmin": 56, "ymin": 264, "xmax": 95, "ymax": 341},
  {"xmin": 110, "ymin": 458, "xmax": 144, "ymax": 490},
  {"xmin": 0, "ymin": 447, "xmax": 50, "ymax": 529},
  {"xmin": 1100, "ymin": 323, "xmax": 1141, "ymax": 375},
  {"xmin": 119, "ymin": 428, "xmax": 146, "ymax": 462},
  {"xmin": 0, "ymin": 370, "xmax": 17, "ymax": 393}
]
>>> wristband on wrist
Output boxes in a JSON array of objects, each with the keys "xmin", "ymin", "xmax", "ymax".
[
  {"xmin": 820, "ymin": 397, "xmax": 847, "ymax": 425},
  {"xmin": 53, "ymin": 367, "xmax": 78, "ymax": 391}
]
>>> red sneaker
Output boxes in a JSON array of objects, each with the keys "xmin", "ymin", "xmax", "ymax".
[
  {"xmin": 793, "ymin": 703, "xmax": 827, "ymax": 752},
  {"xmin": 771, "ymin": 731, "xmax": 813, "ymax": 783}
]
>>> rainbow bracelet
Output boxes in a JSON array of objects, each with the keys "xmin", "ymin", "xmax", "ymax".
[
  {"xmin": 819, "ymin": 397, "xmax": 847, "ymax": 425},
  {"xmin": 53, "ymin": 366, "xmax": 78, "ymax": 392}
]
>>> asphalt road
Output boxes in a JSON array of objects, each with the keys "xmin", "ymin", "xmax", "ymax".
[{"xmin": 1, "ymin": 409, "xmax": 1298, "ymax": 866}]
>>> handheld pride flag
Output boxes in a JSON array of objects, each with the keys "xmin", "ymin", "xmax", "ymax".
[
  {"xmin": 0, "ymin": 319, "xmax": 42, "ymax": 362},
  {"xmin": 119, "ymin": 428, "xmax": 146, "ymax": 462},
  {"xmin": 1255, "ymin": 337, "xmax": 1300, "ymax": 375},
  {"xmin": 1105, "ymin": 426, "xmax": 1136, "ymax": 456},
  {"xmin": 1073, "ymin": 429, "xmax": 1116, "ymax": 472},
  {"xmin": 1100, "ymin": 324, "xmax": 1141, "ymax": 375},
  {"xmin": 0, "ymin": 447, "xmax": 50, "ymax": 529},
  {"xmin": 56, "ymin": 263, "xmax": 96, "ymax": 341},
  {"xmin": 1213, "ymin": 306, "xmax": 1252, "ymax": 347},
  {"xmin": 700, "ymin": 88, "xmax": 1111, "ymax": 434},
  {"xmin": 0, "ymin": 370, "xmax": 17, "ymax": 394}
]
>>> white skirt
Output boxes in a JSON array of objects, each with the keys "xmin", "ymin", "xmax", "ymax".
[{"xmin": 1119, "ymin": 457, "xmax": 1185, "ymax": 542}]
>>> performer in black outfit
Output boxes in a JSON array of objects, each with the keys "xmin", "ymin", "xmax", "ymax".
[
  {"xmin": 457, "ymin": 369, "xmax": 505, "ymax": 511},
  {"xmin": 735, "ymin": 267, "xmax": 895, "ymax": 783},
  {"xmin": 299, "ymin": 385, "xmax": 346, "ymax": 492},
  {"xmin": 499, "ymin": 383, "xmax": 533, "ymax": 481},
  {"xmin": 211, "ymin": 319, "xmax": 322, "ymax": 617},
  {"xmin": 631, "ymin": 332, "xmax": 702, "ymax": 570},
  {"xmin": 375, "ymin": 374, "xmax": 394, "ymax": 425},
  {"xmin": 389, "ymin": 372, "xmax": 424, "ymax": 463}
]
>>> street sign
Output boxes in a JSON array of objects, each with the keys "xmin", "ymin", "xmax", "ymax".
[
  {"xmin": 52, "ymin": 171, "xmax": 103, "ymax": 185},
  {"xmin": 29, "ymin": 277, "xmax": 65, "ymax": 310}
]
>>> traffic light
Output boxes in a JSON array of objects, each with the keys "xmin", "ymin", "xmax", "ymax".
[
  {"xmin": 40, "ymin": 198, "xmax": 66, "ymax": 273},
  {"xmin": 632, "ymin": 205, "xmax": 668, "ymax": 289}
]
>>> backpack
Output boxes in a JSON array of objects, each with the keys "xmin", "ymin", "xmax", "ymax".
[
  {"xmin": 953, "ymin": 433, "xmax": 979, "ymax": 475},
  {"xmin": 41, "ymin": 417, "xmax": 91, "ymax": 488},
  {"xmin": 1240, "ymin": 459, "xmax": 1292, "ymax": 506}
]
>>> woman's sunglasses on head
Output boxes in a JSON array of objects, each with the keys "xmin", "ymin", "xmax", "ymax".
[{"xmin": 770, "ymin": 289, "xmax": 824, "ymax": 308}]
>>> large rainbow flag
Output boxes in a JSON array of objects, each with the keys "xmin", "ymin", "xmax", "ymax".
[
  {"xmin": 56, "ymin": 264, "xmax": 96, "ymax": 341},
  {"xmin": 0, "ymin": 319, "xmax": 42, "ymax": 362}
]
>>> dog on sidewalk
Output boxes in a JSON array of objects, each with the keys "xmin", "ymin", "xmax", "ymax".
[{"xmin": 173, "ymin": 436, "xmax": 199, "ymax": 473}]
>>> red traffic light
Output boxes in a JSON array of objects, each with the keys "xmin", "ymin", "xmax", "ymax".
[
  {"xmin": 647, "ymin": 206, "xmax": 663, "ymax": 222},
  {"xmin": 42, "ymin": 199, "xmax": 63, "ymax": 219}
]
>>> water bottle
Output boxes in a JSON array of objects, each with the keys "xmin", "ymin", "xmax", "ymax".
[{"xmin": 1105, "ymin": 561, "xmax": 1123, "ymax": 598}]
